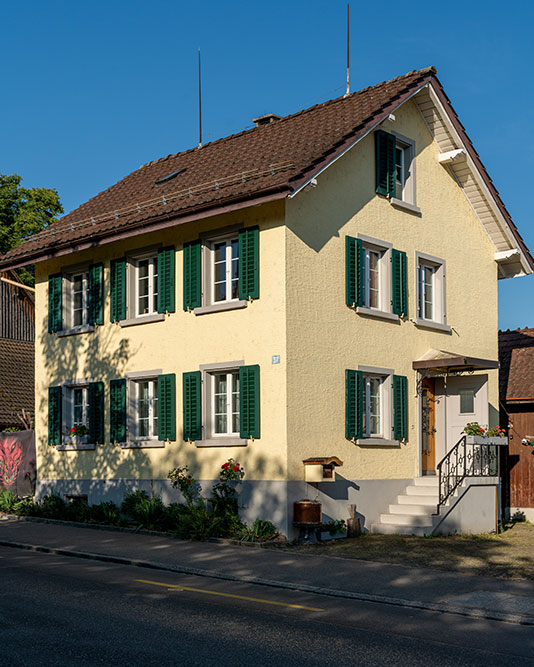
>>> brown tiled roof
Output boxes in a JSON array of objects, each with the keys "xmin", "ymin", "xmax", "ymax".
[
  {"xmin": 0, "ymin": 67, "xmax": 438, "ymax": 267},
  {"xmin": 499, "ymin": 328, "xmax": 534, "ymax": 400},
  {"xmin": 0, "ymin": 339, "xmax": 34, "ymax": 427},
  {"xmin": 1, "ymin": 65, "xmax": 531, "ymax": 271}
]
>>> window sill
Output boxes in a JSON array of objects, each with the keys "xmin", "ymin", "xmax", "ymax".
[
  {"xmin": 193, "ymin": 300, "xmax": 248, "ymax": 316},
  {"xmin": 390, "ymin": 198, "xmax": 421, "ymax": 215},
  {"xmin": 355, "ymin": 438, "xmax": 400, "ymax": 447},
  {"xmin": 56, "ymin": 325, "xmax": 95, "ymax": 337},
  {"xmin": 56, "ymin": 443, "xmax": 96, "ymax": 451},
  {"xmin": 120, "ymin": 440, "xmax": 166, "ymax": 449},
  {"xmin": 119, "ymin": 313, "xmax": 165, "ymax": 327},
  {"xmin": 195, "ymin": 438, "xmax": 248, "ymax": 448},
  {"xmin": 413, "ymin": 318, "xmax": 452, "ymax": 333},
  {"xmin": 355, "ymin": 307, "xmax": 400, "ymax": 323}
]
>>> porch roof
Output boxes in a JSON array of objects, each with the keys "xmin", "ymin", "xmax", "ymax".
[{"xmin": 412, "ymin": 349, "xmax": 499, "ymax": 373}]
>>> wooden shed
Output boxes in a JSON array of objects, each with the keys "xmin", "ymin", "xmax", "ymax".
[{"xmin": 499, "ymin": 328, "xmax": 534, "ymax": 521}]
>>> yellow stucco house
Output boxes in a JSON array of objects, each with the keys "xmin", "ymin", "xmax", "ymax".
[{"xmin": 2, "ymin": 67, "xmax": 532, "ymax": 536}]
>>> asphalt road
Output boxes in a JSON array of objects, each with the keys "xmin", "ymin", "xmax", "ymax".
[{"xmin": 2, "ymin": 545, "xmax": 534, "ymax": 667}]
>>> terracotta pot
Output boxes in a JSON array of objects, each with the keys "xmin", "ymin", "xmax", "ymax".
[{"xmin": 293, "ymin": 500, "xmax": 322, "ymax": 524}]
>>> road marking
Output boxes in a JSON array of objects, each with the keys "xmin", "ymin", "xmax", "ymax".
[{"xmin": 135, "ymin": 579, "xmax": 324, "ymax": 611}]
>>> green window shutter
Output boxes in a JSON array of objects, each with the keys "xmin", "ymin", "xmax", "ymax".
[
  {"xmin": 183, "ymin": 241, "xmax": 202, "ymax": 311},
  {"xmin": 158, "ymin": 373, "xmax": 176, "ymax": 441},
  {"xmin": 88, "ymin": 264, "xmax": 104, "ymax": 326},
  {"xmin": 110, "ymin": 258, "xmax": 126, "ymax": 322},
  {"xmin": 239, "ymin": 364, "xmax": 260, "ymax": 439},
  {"xmin": 345, "ymin": 370, "xmax": 363, "ymax": 439},
  {"xmin": 48, "ymin": 274, "xmax": 63, "ymax": 333},
  {"xmin": 392, "ymin": 249, "xmax": 408, "ymax": 316},
  {"xmin": 393, "ymin": 375, "xmax": 408, "ymax": 441},
  {"xmin": 157, "ymin": 247, "xmax": 176, "ymax": 314},
  {"xmin": 48, "ymin": 386, "xmax": 62, "ymax": 445},
  {"xmin": 238, "ymin": 227, "xmax": 259, "ymax": 300},
  {"xmin": 110, "ymin": 379, "xmax": 126, "ymax": 443},
  {"xmin": 375, "ymin": 130, "xmax": 396, "ymax": 198},
  {"xmin": 88, "ymin": 381, "xmax": 104, "ymax": 444},
  {"xmin": 345, "ymin": 236, "xmax": 363, "ymax": 307},
  {"xmin": 183, "ymin": 371, "xmax": 202, "ymax": 441}
]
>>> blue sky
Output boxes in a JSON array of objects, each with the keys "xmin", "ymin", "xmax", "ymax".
[{"xmin": 2, "ymin": 0, "xmax": 533, "ymax": 329}]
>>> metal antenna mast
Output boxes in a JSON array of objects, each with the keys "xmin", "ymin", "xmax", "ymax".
[
  {"xmin": 198, "ymin": 47, "xmax": 202, "ymax": 147},
  {"xmin": 345, "ymin": 4, "xmax": 350, "ymax": 96}
]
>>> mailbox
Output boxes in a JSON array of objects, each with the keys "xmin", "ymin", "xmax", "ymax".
[{"xmin": 303, "ymin": 457, "xmax": 343, "ymax": 483}]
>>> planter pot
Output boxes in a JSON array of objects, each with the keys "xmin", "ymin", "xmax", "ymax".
[
  {"xmin": 293, "ymin": 500, "xmax": 322, "ymax": 525},
  {"xmin": 466, "ymin": 436, "xmax": 508, "ymax": 446}
]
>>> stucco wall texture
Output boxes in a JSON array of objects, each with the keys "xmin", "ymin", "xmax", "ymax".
[
  {"xmin": 285, "ymin": 99, "xmax": 499, "ymax": 482},
  {"xmin": 35, "ymin": 99, "xmax": 499, "ymax": 506}
]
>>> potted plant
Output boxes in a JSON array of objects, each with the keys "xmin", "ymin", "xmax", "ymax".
[{"xmin": 463, "ymin": 422, "xmax": 508, "ymax": 446}]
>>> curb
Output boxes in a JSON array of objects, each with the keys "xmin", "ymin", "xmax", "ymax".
[{"xmin": 2, "ymin": 538, "xmax": 534, "ymax": 626}]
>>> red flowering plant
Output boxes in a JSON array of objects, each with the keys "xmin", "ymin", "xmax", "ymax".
[
  {"xmin": 168, "ymin": 466, "xmax": 201, "ymax": 506},
  {"xmin": 68, "ymin": 425, "xmax": 89, "ymax": 438},
  {"xmin": 219, "ymin": 458, "xmax": 245, "ymax": 483},
  {"xmin": 463, "ymin": 423, "xmax": 506, "ymax": 438},
  {"xmin": 211, "ymin": 458, "xmax": 245, "ymax": 517}
]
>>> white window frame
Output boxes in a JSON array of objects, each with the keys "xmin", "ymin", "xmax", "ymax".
[
  {"xmin": 194, "ymin": 226, "xmax": 248, "ymax": 316},
  {"xmin": 389, "ymin": 132, "xmax": 420, "ymax": 213},
  {"xmin": 356, "ymin": 365, "xmax": 397, "ymax": 446},
  {"xmin": 414, "ymin": 251, "xmax": 450, "ymax": 332},
  {"xmin": 355, "ymin": 235, "xmax": 398, "ymax": 322},
  {"xmin": 133, "ymin": 253, "xmax": 158, "ymax": 318},
  {"xmin": 58, "ymin": 378, "xmax": 94, "ymax": 450},
  {"xmin": 120, "ymin": 246, "xmax": 165, "ymax": 327},
  {"xmin": 196, "ymin": 360, "xmax": 247, "ymax": 447},
  {"xmin": 124, "ymin": 370, "xmax": 164, "ymax": 448},
  {"xmin": 59, "ymin": 263, "xmax": 94, "ymax": 336}
]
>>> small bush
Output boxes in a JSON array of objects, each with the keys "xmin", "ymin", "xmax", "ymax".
[
  {"xmin": 64, "ymin": 498, "xmax": 92, "ymax": 523},
  {"xmin": 177, "ymin": 499, "xmax": 224, "ymax": 541},
  {"xmin": 237, "ymin": 519, "xmax": 280, "ymax": 543},
  {"xmin": 89, "ymin": 501, "xmax": 120, "ymax": 525},
  {"xmin": 39, "ymin": 494, "xmax": 67, "ymax": 519},
  {"xmin": 120, "ymin": 490, "xmax": 167, "ymax": 531},
  {"xmin": 13, "ymin": 497, "xmax": 40, "ymax": 516},
  {"xmin": 0, "ymin": 489, "xmax": 16, "ymax": 512}
]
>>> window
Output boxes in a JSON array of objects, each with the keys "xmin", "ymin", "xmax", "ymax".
[
  {"xmin": 110, "ymin": 373, "xmax": 175, "ymax": 447},
  {"xmin": 134, "ymin": 378, "xmax": 158, "ymax": 439},
  {"xmin": 134, "ymin": 255, "xmax": 158, "ymax": 316},
  {"xmin": 375, "ymin": 130, "xmax": 417, "ymax": 210},
  {"xmin": 345, "ymin": 235, "xmax": 407, "ymax": 319},
  {"xmin": 459, "ymin": 389, "xmax": 475, "ymax": 414},
  {"xmin": 182, "ymin": 226, "xmax": 259, "ymax": 313},
  {"xmin": 415, "ymin": 252, "xmax": 448, "ymax": 331},
  {"xmin": 48, "ymin": 381, "xmax": 104, "ymax": 448},
  {"xmin": 183, "ymin": 363, "xmax": 260, "ymax": 445},
  {"xmin": 345, "ymin": 367, "xmax": 408, "ymax": 444},
  {"xmin": 48, "ymin": 264, "xmax": 103, "ymax": 334},
  {"xmin": 210, "ymin": 237, "xmax": 239, "ymax": 304},
  {"xmin": 363, "ymin": 375, "xmax": 382, "ymax": 437},
  {"xmin": 110, "ymin": 247, "xmax": 175, "ymax": 325}
]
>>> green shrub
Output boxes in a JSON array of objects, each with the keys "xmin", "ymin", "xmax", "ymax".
[
  {"xmin": 237, "ymin": 519, "xmax": 280, "ymax": 542},
  {"xmin": 177, "ymin": 499, "xmax": 224, "ymax": 541},
  {"xmin": 120, "ymin": 490, "xmax": 167, "ymax": 531},
  {"xmin": 64, "ymin": 498, "xmax": 91, "ymax": 523},
  {"xmin": 13, "ymin": 497, "xmax": 40, "ymax": 516},
  {"xmin": 89, "ymin": 501, "xmax": 120, "ymax": 525},
  {"xmin": 0, "ymin": 489, "xmax": 16, "ymax": 512},
  {"xmin": 39, "ymin": 494, "xmax": 67, "ymax": 519},
  {"xmin": 163, "ymin": 502, "xmax": 189, "ymax": 531}
]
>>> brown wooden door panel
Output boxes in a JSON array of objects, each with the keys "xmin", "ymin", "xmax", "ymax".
[{"xmin": 506, "ymin": 407, "xmax": 534, "ymax": 508}]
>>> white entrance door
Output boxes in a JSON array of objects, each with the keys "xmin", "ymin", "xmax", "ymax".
[{"xmin": 445, "ymin": 375, "xmax": 488, "ymax": 453}]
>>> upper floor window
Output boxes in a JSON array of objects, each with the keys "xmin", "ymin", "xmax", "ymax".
[
  {"xmin": 415, "ymin": 252, "xmax": 449, "ymax": 332},
  {"xmin": 183, "ymin": 226, "xmax": 259, "ymax": 314},
  {"xmin": 110, "ymin": 247, "xmax": 175, "ymax": 325},
  {"xmin": 345, "ymin": 235, "xmax": 407, "ymax": 319},
  {"xmin": 375, "ymin": 130, "xmax": 418, "ymax": 210},
  {"xmin": 48, "ymin": 265, "xmax": 103, "ymax": 335}
]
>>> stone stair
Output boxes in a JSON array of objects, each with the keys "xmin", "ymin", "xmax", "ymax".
[{"xmin": 371, "ymin": 477, "xmax": 439, "ymax": 536}]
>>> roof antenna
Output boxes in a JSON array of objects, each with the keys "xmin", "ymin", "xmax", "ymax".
[
  {"xmin": 198, "ymin": 47, "xmax": 202, "ymax": 148},
  {"xmin": 344, "ymin": 4, "xmax": 350, "ymax": 97}
]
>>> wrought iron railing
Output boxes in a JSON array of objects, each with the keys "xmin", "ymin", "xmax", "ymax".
[{"xmin": 436, "ymin": 436, "xmax": 500, "ymax": 513}]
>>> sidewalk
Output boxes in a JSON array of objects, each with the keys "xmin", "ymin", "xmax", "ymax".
[{"xmin": 2, "ymin": 515, "xmax": 534, "ymax": 625}]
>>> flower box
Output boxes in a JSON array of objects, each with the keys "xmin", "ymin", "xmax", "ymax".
[{"xmin": 466, "ymin": 435, "xmax": 508, "ymax": 446}]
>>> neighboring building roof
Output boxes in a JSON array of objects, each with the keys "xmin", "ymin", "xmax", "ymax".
[
  {"xmin": 1, "ymin": 66, "xmax": 532, "ymax": 275},
  {"xmin": 0, "ymin": 339, "xmax": 34, "ymax": 427},
  {"xmin": 499, "ymin": 328, "xmax": 534, "ymax": 400}
]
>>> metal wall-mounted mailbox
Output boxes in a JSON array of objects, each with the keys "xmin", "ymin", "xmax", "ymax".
[{"xmin": 303, "ymin": 457, "xmax": 343, "ymax": 483}]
